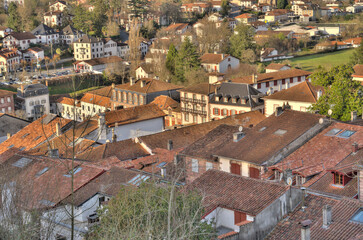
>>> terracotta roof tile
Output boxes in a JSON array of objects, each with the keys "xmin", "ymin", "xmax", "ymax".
[
  {"xmin": 74, "ymin": 56, "xmax": 123, "ymax": 66},
  {"xmin": 115, "ymin": 78, "xmax": 182, "ymax": 94},
  {"xmin": 180, "ymin": 83, "xmax": 216, "ymax": 95},
  {"xmin": 265, "ymin": 63, "xmax": 289, "ymax": 71},
  {"xmin": 200, "ymin": 53, "xmax": 231, "ymax": 64},
  {"xmin": 81, "ymin": 93, "xmax": 111, "ymax": 108},
  {"xmin": 150, "ymin": 95, "xmax": 180, "ymax": 111},
  {"xmin": 353, "ymin": 64, "xmax": 363, "ymax": 77},
  {"xmin": 164, "ymin": 23, "xmax": 189, "ymax": 31}
]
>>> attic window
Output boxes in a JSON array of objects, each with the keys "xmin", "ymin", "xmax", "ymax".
[
  {"xmin": 224, "ymin": 97, "xmax": 228, "ymax": 103},
  {"xmin": 34, "ymin": 136, "xmax": 41, "ymax": 141},
  {"xmin": 259, "ymin": 127, "xmax": 266, "ymax": 132},
  {"xmin": 325, "ymin": 128, "xmax": 342, "ymax": 136},
  {"xmin": 12, "ymin": 157, "xmax": 32, "ymax": 168},
  {"xmin": 36, "ymin": 167, "xmax": 49, "ymax": 177},
  {"xmin": 22, "ymin": 133, "xmax": 29, "ymax": 138},
  {"xmin": 337, "ymin": 130, "xmax": 355, "ymax": 139},
  {"xmin": 274, "ymin": 129, "xmax": 287, "ymax": 136},
  {"xmin": 8, "ymin": 144, "xmax": 14, "ymax": 149},
  {"xmin": 19, "ymin": 147, "xmax": 26, "ymax": 151},
  {"xmin": 232, "ymin": 98, "xmax": 237, "ymax": 103},
  {"xmin": 64, "ymin": 166, "xmax": 82, "ymax": 177},
  {"xmin": 351, "ymin": 208, "xmax": 363, "ymax": 224}
]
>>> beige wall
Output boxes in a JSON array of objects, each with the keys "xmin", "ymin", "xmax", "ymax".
[
  {"xmin": 180, "ymin": 91, "xmax": 209, "ymax": 125},
  {"xmin": 264, "ymin": 99, "xmax": 312, "ymax": 117},
  {"xmin": 209, "ymin": 103, "xmax": 252, "ymax": 120}
]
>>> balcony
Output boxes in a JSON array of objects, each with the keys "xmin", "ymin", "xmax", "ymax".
[
  {"xmin": 180, "ymin": 97, "xmax": 206, "ymax": 105},
  {"xmin": 181, "ymin": 107, "xmax": 207, "ymax": 116}
]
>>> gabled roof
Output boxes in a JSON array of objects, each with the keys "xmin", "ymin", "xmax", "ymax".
[
  {"xmin": 200, "ymin": 53, "xmax": 233, "ymax": 64},
  {"xmin": 115, "ymin": 78, "xmax": 182, "ymax": 94},
  {"xmin": 186, "ymin": 170, "xmax": 289, "ymax": 216},
  {"xmin": 0, "ymin": 115, "xmax": 72, "ymax": 154},
  {"xmin": 231, "ymin": 68, "xmax": 312, "ymax": 84},
  {"xmin": 6, "ymin": 32, "xmax": 36, "ymax": 40},
  {"xmin": 0, "ymin": 49, "xmax": 19, "ymax": 59},
  {"xmin": 165, "ymin": 23, "xmax": 189, "ymax": 32},
  {"xmin": 74, "ymin": 56, "xmax": 123, "ymax": 67},
  {"xmin": 81, "ymin": 92, "xmax": 111, "ymax": 108},
  {"xmin": 61, "ymin": 25, "xmax": 83, "ymax": 36},
  {"xmin": 264, "ymin": 81, "xmax": 324, "ymax": 103},
  {"xmin": 75, "ymin": 35, "xmax": 102, "ymax": 44},
  {"xmin": 151, "ymin": 95, "xmax": 180, "ymax": 111},
  {"xmin": 31, "ymin": 23, "xmax": 56, "ymax": 35},
  {"xmin": 50, "ymin": 0, "xmax": 67, "ymax": 6},
  {"xmin": 265, "ymin": 63, "xmax": 289, "ymax": 71},
  {"xmin": 0, "ymin": 114, "xmax": 29, "ymax": 138},
  {"xmin": 180, "ymin": 82, "xmax": 216, "ymax": 95},
  {"xmin": 353, "ymin": 64, "xmax": 363, "ymax": 77},
  {"xmin": 87, "ymin": 85, "xmax": 113, "ymax": 98},
  {"xmin": 235, "ymin": 13, "xmax": 255, "ymax": 18},
  {"xmin": 104, "ymin": 103, "xmax": 166, "ymax": 127},
  {"xmin": 0, "ymin": 89, "xmax": 15, "ymax": 97}
]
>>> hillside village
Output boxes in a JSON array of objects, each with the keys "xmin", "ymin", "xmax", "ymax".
[{"xmin": 0, "ymin": 0, "xmax": 362, "ymax": 239}]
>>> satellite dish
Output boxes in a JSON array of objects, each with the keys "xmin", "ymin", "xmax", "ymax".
[
  {"xmin": 239, "ymin": 126, "xmax": 243, "ymax": 132},
  {"xmin": 319, "ymin": 118, "xmax": 324, "ymax": 124},
  {"xmin": 328, "ymin": 109, "xmax": 333, "ymax": 116}
]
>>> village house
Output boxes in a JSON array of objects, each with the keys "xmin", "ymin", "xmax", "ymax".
[
  {"xmin": 31, "ymin": 23, "xmax": 59, "ymax": 45},
  {"xmin": 181, "ymin": 109, "xmax": 326, "ymax": 183},
  {"xmin": 265, "ymin": 63, "xmax": 291, "ymax": 73},
  {"xmin": 44, "ymin": 11, "xmax": 66, "ymax": 27},
  {"xmin": 343, "ymin": 37, "xmax": 362, "ymax": 48},
  {"xmin": 103, "ymin": 38, "xmax": 118, "ymax": 57},
  {"xmin": 264, "ymin": 9, "xmax": 293, "ymax": 23},
  {"xmin": 187, "ymin": 170, "xmax": 302, "ymax": 240},
  {"xmin": 260, "ymin": 48, "xmax": 293, "ymax": 62},
  {"xmin": 180, "ymin": 2, "xmax": 211, "ymax": 13},
  {"xmin": 0, "ymin": 48, "xmax": 20, "ymax": 74},
  {"xmin": 60, "ymin": 25, "xmax": 85, "ymax": 45},
  {"xmin": 264, "ymin": 81, "xmax": 324, "ymax": 116},
  {"xmin": 22, "ymin": 47, "xmax": 45, "ymax": 62},
  {"xmin": 200, "ymin": 53, "xmax": 240, "ymax": 73},
  {"xmin": 179, "ymin": 83, "xmax": 215, "ymax": 125},
  {"xmin": 135, "ymin": 64, "xmax": 156, "ymax": 79},
  {"xmin": 49, "ymin": 0, "xmax": 67, "ymax": 12},
  {"xmin": 79, "ymin": 93, "xmax": 112, "ymax": 120},
  {"xmin": 0, "ymin": 26, "xmax": 13, "ymax": 38},
  {"xmin": 164, "ymin": 23, "xmax": 190, "ymax": 35},
  {"xmin": 231, "ymin": 68, "xmax": 312, "ymax": 94},
  {"xmin": 252, "ymin": 3, "xmax": 271, "ymax": 12},
  {"xmin": 111, "ymin": 78, "xmax": 181, "ymax": 109},
  {"xmin": 73, "ymin": 35, "xmax": 104, "ymax": 61},
  {"xmin": 315, "ymin": 40, "xmax": 349, "ymax": 51},
  {"xmin": 237, "ymin": 0, "xmax": 257, "ymax": 8},
  {"xmin": 3, "ymin": 32, "xmax": 37, "ymax": 50},
  {"xmin": 151, "ymin": 95, "xmax": 182, "ymax": 128},
  {"xmin": 235, "ymin": 13, "xmax": 257, "ymax": 24},
  {"xmin": 17, "ymin": 84, "xmax": 50, "ymax": 121},
  {"xmin": 0, "ymin": 89, "xmax": 15, "ymax": 114},
  {"xmin": 352, "ymin": 64, "xmax": 363, "ymax": 84},
  {"xmin": 0, "ymin": 113, "xmax": 29, "ymax": 143},
  {"xmin": 57, "ymin": 97, "xmax": 81, "ymax": 121},
  {"xmin": 209, "ymin": 82, "xmax": 265, "ymax": 120},
  {"xmin": 255, "ymin": 30, "xmax": 294, "ymax": 42},
  {"xmin": 73, "ymin": 56, "xmax": 124, "ymax": 73},
  {"xmin": 117, "ymin": 42, "xmax": 129, "ymax": 59}
]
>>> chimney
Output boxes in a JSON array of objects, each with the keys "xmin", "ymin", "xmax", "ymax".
[
  {"xmin": 48, "ymin": 148, "xmax": 59, "ymax": 158},
  {"xmin": 351, "ymin": 111, "xmax": 357, "ymax": 122},
  {"xmin": 141, "ymin": 80, "xmax": 146, "ymax": 88},
  {"xmin": 359, "ymin": 165, "xmax": 363, "ymax": 201},
  {"xmin": 111, "ymin": 83, "xmax": 115, "ymax": 89},
  {"xmin": 301, "ymin": 187, "xmax": 307, "ymax": 211},
  {"xmin": 167, "ymin": 139, "xmax": 173, "ymax": 150},
  {"xmin": 233, "ymin": 126, "xmax": 245, "ymax": 142},
  {"xmin": 45, "ymin": 80, "xmax": 48, "ymax": 86},
  {"xmin": 98, "ymin": 113, "xmax": 106, "ymax": 140},
  {"xmin": 252, "ymin": 74, "xmax": 258, "ymax": 84},
  {"xmin": 352, "ymin": 143, "xmax": 359, "ymax": 153},
  {"xmin": 161, "ymin": 167, "xmax": 166, "ymax": 178},
  {"xmin": 56, "ymin": 122, "xmax": 61, "ymax": 136},
  {"xmin": 130, "ymin": 77, "xmax": 135, "ymax": 86},
  {"xmin": 112, "ymin": 128, "xmax": 117, "ymax": 143},
  {"xmin": 322, "ymin": 205, "xmax": 332, "ymax": 228},
  {"xmin": 275, "ymin": 106, "xmax": 283, "ymax": 117},
  {"xmin": 301, "ymin": 219, "xmax": 311, "ymax": 240},
  {"xmin": 21, "ymin": 84, "xmax": 24, "ymax": 93},
  {"xmin": 7, "ymin": 133, "xmax": 11, "ymax": 139},
  {"xmin": 317, "ymin": 90, "xmax": 322, "ymax": 99},
  {"xmin": 285, "ymin": 81, "xmax": 289, "ymax": 89}
]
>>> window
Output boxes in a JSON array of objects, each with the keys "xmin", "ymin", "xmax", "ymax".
[
  {"xmin": 257, "ymin": 83, "xmax": 261, "ymax": 89},
  {"xmin": 325, "ymin": 128, "xmax": 342, "ymax": 136},
  {"xmin": 274, "ymin": 80, "xmax": 277, "ymax": 86},
  {"xmin": 64, "ymin": 166, "xmax": 82, "ymax": 177},
  {"xmin": 266, "ymin": 82, "xmax": 270, "ymax": 88},
  {"xmin": 206, "ymin": 162, "xmax": 213, "ymax": 171},
  {"xmin": 234, "ymin": 211, "xmax": 246, "ymax": 225},
  {"xmin": 0, "ymin": 98, "xmax": 4, "ymax": 103},
  {"xmin": 224, "ymin": 97, "xmax": 228, "ymax": 103},
  {"xmin": 128, "ymin": 93, "xmax": 132, "ymax": 103},
  {"xmin": 282, "ymin": 79, "xmax": 285, "ymax": 84},
  {"xmin": 300, "ymin": 106, "xmax": 306, "ymax": 112},
  {"xmin": 290, "ymin": 77, "xmax": 293, "ymax": 83},
  {"xmin": 337, "ymin": 130, "xmax": 356, "ymax": 139},
  {"xmin": 7, "ymin": 106, "xmax": 11, "ymax": 112},
  {"xmin": 231, "ymin": 110, "xmax": 236, "ymax": 115},
  {"xmin": 274, "ymin": 129, "xmax": 287, "ymax": 135},
  {"xmin": 351, "ymin": 209, "xmax": 363, "ymax": 224},
  {"xmin": 213, "ymin": 108, "xmax": 219, "ymax": 115},
  {"xmin": 298, "ymin": 76, "xmax": 301, "ymax": 82},
  {"xmin": 184, "ymin": 113, "xmax": 189, "ymax": 122},
  {"xmin": 193, "ymin": 115, "xmax": 197, "ymax": 123},
  {"xmin": 191, "ymin": 159, "xmax": 198, "ymax": 172},
  {"xmin": 232, "ymin": 98, "xmax": 236, "ymax": 103},
  {"xmin": 222, "ymin": 109, "xmax": 227, "ymax": 116},
  {"xmin": 334, "ymin": 172, "xmax": 343, "ymax": 185}
]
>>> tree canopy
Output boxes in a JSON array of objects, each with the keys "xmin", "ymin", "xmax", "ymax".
[
  {"xmin": 229, "ymin": 23, "xmax": 255, "ymax": 60},
  {"xmin": 175, "ymin": 37, "xmax": 201, "ymax": 83}
]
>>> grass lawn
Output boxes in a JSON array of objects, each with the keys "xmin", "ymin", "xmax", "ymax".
[
  {"xmin": 48, "ymin": 79, "xmax": 102, "ymax": 95},
  {"xmin": 289, "ymin": 49, "xmax": 355, "ymax": 72}
]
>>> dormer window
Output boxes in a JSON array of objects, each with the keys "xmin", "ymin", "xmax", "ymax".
[
  {"xmin": 215, "ymin": 96, "xmax": 219, "ymax": 101},
  {"xmin": 333, "ymin": 172, "xmax": 343, "ymax": 185},
  {"xmin": 224, "ymin": 97, "xmax": 228, "ymax": 103},
  {"xmin": 232, "ymin": 98, "xmax": 237, "ymax": 103},
  {"xmin": 241, "ymin": 99, "xmax": 246, "ymax": 104}
]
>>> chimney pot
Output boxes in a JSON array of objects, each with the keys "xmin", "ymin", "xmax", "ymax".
[
  {"xmin": 351, "ymin": 111, "xmax": 357, "ymax": 122},
  {"xmin": 56, "ymin": 122, "xmax": 61, "ymax": 136},
  {"xmin": 167, "ymin": 139, "xmax": 173, "ymax": 150},
  {"xmin": 322, "ymin": 205, "xmax": 332, "ymax": 228},
  {"xmin": 7, "ymin": 133, "xmax": 11, "ymax": 139},
  {"xmin": 141, "ymin": 80, "xmax": 146, "ymax": 88},
  {"xmin": 48, "ymin": 148, "xmax": 59, "ymax": 158},
  {"xmin": 130, "ymin": 77, "xmax": 135, "ymax": 86},
  {"xmin": 301, "ymin": 219, "xmax": 311, "ymax": 240},
  {"xmin": 352, "ymin": 143, "xmax": 359, "ymax": 153}
]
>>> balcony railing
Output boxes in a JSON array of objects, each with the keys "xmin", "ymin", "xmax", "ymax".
[
  {"xmin": 181, "ymin": 97, "xmax": 206, "ymax": 105},
  {"xmin": 181, "ymin": 107, "xmax": 207, "ymax": 116}
]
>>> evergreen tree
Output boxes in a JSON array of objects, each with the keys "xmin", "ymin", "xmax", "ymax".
[
  {"xmin": 175, "ymin": 37, "xmax": 200, "ymax": 83},
  {"xmin": 128, "ymin": 0, "xmax": 149, "ymax": 19},
  {"xmin": 220, "ymin": 0, "xmax": 230, "ymax": 17},
  {"xmin": 72, "ymin": 5, "xmax": 91, "ymax": 33},
  {"xmin": 229, "ymin": 23, "xmax": 255, "ymax": 59},
  {"xmin": 92, "ymin": 0, "xmax": 108, "ymax": 36},
  {"xmin": 350, "ymin": 42, "xmax": 363, "ymax": 65},
  {"xmin": 310, "ymin": 64, "xmax": 363, "ymax": 121},
  {"xmin": 7, "ymin": 3, "xmax": 20, "ymax": 31},
  {"xmin": 277, "ymin": 0, "xmax": 288, "ymax": 9},
  {"xmin": 166, "ymin": 43, "xmax": 178, "ymax": 74}
]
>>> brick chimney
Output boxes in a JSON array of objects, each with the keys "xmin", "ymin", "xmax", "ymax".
[
  {"xmin": 301, "ymin": 220, "xmax": 311, "ymax": 240},
  {"xmin": 352, "ymin": 143, "xmax": 359, "ymax": 153},
  {"xmin": 21, "ymin": 84, "xmax": 24, "ymax": 93},
  {"xmin": 7, "ymin": 133, "xmax": 11, "ymax": 139},
  {"xmin": 130, "ymin": 77, "xmax": 135, "ymax": 86},
  {"xmin": 351, "ymin": 111, "xmax": 357, "ymax": 122},
  {"xmin": 322, "ymin": 205, "xmax": 332, "ymax": 228},
  {"xmin": 56, "ymin": 122, "xmax": 61, "ymax": 136},
  {"xmin": 141, "ymin": 80, "xmax": 146, "ymax": 88},
  {"xmin": 252, "ymin": 74, "xmax": 258, "ymax": 84},
  {"xmin": 167, "ymin": 139, "xmax": 173, "ymax": 150}
]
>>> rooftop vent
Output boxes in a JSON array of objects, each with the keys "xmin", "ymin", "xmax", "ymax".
[{"xmin": 233, "ymin": 126, "xmax": 245, "ymax": 142}]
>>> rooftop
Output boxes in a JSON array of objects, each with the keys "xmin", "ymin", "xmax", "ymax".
[
  {"xmin": 180, "ymin": 82, "xmax": 216, "ymax": 95},
  {"xmin": 115, "ymin": 78, "xmax": 182, "ymax": 94},
  {"xmin": 200, "ymin": 53, "xmax": 232, "ymax": 64}
]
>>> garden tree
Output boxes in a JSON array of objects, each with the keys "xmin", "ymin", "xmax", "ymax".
[
  {"xmin": 166, "ymin": 43, "xmax": 178, "ymax": 74},
  {"xmin": 128, "ymin": 19, "xmax": 142, "ymax": 76},
  {"xmin": 220, "ymin": 0, "xmax": 230, "ymax": 17},
  {"xmin": 350, "ymin": 42, "xmax": 363, "ymax": 65},
  {"xmin": 224, "ymin": 63, "xmax": 257, "ymax": 79},
  {"xmin": 149, "ymin": 52, "xmax": 173, "ymax": 81},
  {"xmin": 174, "ymin": 37, "xmax": 200, "ymax": 83},
  {"xmin": 104, "ymin": 61, "xmax": 128, "ymax": 84},
  {"xmin": 277, "ymin": 0, "xmax": 288, "ymax": 9},
  {"xmin": 229, "ymin": 23, "xmax": 255, "ymax": 60},
  {"xmin": 91, "ymin": 182, "xmax": 216, "ymax": 239},
  {"xmin": 160, "ymin": 2, "xmax": 182, "ymax": 25},
  {"xmin": 51, "ymin": 54, "xmax": 60, "ymax": 71},
  {"xmin": 106, "ymin": 21, "xmax": 120, "ymax": 37},
  {"xmin": 7, "ymin": 3, "xmax": 20, "ymax": 31},
  {"xmin": 197, "ymin": 17, "xmax": 231, "ymax": 54},
  {"xmin": 140, "ymin": 20, "xmax": 158, "ymax": 39},
  {"xmin": 92, "ymin": 0, "xmax": 108, "ymax": 36},
  {"xmin": 128, "ymin": 0, "xmax": 149, "ymax": 19},
  {"xmin": 185, "ymin": 68, "xmax": 208, "ymax": 85},
  {"xmin": 310, "ymin": 64, "xmax": 363, "ymax": 121},
  {"xmin": 44, "ymin": 56, "xmax": 51, "ymax": 75},
  {"xmin": 240, "ymin": 49, "xmax": 257, "ymax": 63},
  {"xmin": 72, "ymin": 5, "xmax": 91, "ymax": 33}
]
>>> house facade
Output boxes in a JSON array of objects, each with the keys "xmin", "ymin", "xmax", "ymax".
[
  {"xmin": 200, "ymin": 53, "xmax": 240, "ymax": 73},
  {"xmin": 0, "ymin": 89, "xmax": 15, "ymax": 114},
  {"xmin": 3, "ymin": 32, "xmax": 37, "ymax": 50},
  {"xmin": 31, "ymin": 23, "xmax": 59, "ymax": 45},
  {"xmin": 73, "ymin": 35, "xmax": 104, "ymax": 61},
  {"xmin": 0, "ymin": 48, "xmax": 20, "ymax": 74},
  {"xmin": 17, "ymin": 84, "xmax": 50, "ymax": 120}
]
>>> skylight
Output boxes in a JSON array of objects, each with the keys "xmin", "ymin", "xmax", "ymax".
[
  {"xmin": 274, "ymin": 129, "xmax": 287, "ymax": 136},
  {"xmin": 337, "ymin": 130, "xmax": 356, "ymax": 139},
  {"xmin": 259, "ymin": 127, "xmax": 266, "ymax": 132},
  {"xmin": 128, "ymin": 174, "xmax": 150, "ymax": 186},
  {"xmin": 325, "ymin": 128, "xmax": 342, "ymax": 136},
  {"xmin": 36, "ymin": 167, "xmax": 49, "ymax": 177},
  {"xmin": 157, "ymin": 162, "xmax": 167, "ymax": 168},
  {"xmin": 7, "ymin": 144, "xmax": 14, "ymax": 149},
  {"xmin": 39, "ymin": 199, "xmax": 55, "ymax": 207},
  {"xmin": 34, "ymin": 136, "xmax": 41, "ymax": 141},
  {"xmin": 12, "ymin": 157, "xmax": 32, "ymax": 168},
  {"xmin": 64, "ymin": 166, "xmax": 82, "ymax": 177},
  {"xmin": 351, "ymin": 208, "xmax": 363, "ymax": 224}
]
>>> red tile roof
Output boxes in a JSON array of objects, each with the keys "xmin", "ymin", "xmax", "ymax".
[
  {"xmin": 150, "ymin": 95, "xmax": 180, "ymax": 111},
  {"xmin": 265, "ymin": 63, "xmax": 289, "ymax": 71},
  {"xmin": 165, "ymin": 23, "xmax": 189, "ymax": 32},
  {"xmin": 81, "ymin": 92, "xmax": 111, "ymax": 108},
  {"xmin": 179, "ymin": 82, "xmax": 216, "ymax": 95},
  {"xmin": 186, "ymin": 170, "xmax": 289, "ymax": 216},
  {"xmin": 353, "ymin": 64, "xmax": 363, "ymax": 77},
  {"xmin": 0, "ymin": 89, "xmax": 15, "ymax": 97},
  {"xmin": 200, "ymin": 53, "xmax": 231, "ymax": 64},
  {"xmin": 115, "ymin": 78, "xmax": 182, "ymax": 94}
]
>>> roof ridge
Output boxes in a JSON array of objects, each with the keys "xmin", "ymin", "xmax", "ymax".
[{"xmin": 305, "ymin": 81, "xmax": 318, "ymax": 102}]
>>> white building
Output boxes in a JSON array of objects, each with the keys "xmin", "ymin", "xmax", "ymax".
[
  {"xmin": 31, "ymin": 23, "xmax": 59, "ymax": 45},
  {"xmin": 73, "ymin": 56, "xmax": 124, "ymax": 73},
  {"xmin": 60, "ymin": 25, "xmax": 85, "ymax": 45},
  {"xmin": 73, "ymin": 35, "xmax": 104, "ymax": 61},
  {"xmin": 3, "ymin": 32, "xmax": 37, "ymax": 50},
  {"xmin": 0, "ymin": 27, "xmax": 13, "ymax": 38},
  {"xmin": 17, "ymin": 84, "xmax": 50, "ymax": 121},
  {"xmin": 103, "ymin": 39, "xmax": 118, "ymax": 57},
  {"xmin": 22, "ymin": 47, "xmax": 45, "ymax": 62},
  {"xmin": 200, "ymin": 53, "xmax": 240, "ymax": 73}
]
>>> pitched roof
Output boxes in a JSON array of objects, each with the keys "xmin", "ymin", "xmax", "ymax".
[
  {"xmin": 271, "ymin": 122, "xmax": 363, "ymax": 178},
  {"xmin": 200, "ymin": 53, "xmax": 232, "ymax": 64},
  {"xmin": 104, "ymin": 103, "xmax": 166, "ymax": 127},
  {"xmin": 115, "ymin": 78, "xmax": 182, "ymax": 94},
  {"xmin": 75, "ymin": 56, "xmax": 123, "ymax": 66},
  {"xmin": 266, "ymin": 195, "xmax": 362, "ymax": 240},
  {"xmin": 81, "ymin": 92, "xmax": 111, "ymax": 108},
  {"xmin": 264, "ymin": 81, "xmax": 324, "ymax": 103},
  {"xmin": 212, "ymin": 110, "xmax": 322, "ymax": 165},
  {"xmin": 265, "ymin": 63, "xmax": 289, "ymax": 71},
  {"xmin": 353, "ymin": 64, "xmax": 363, "ymax": 77},
  {"xmin": 7, "ymin": 32, "xmax": 36, "ymax": 40},
  {"xmin": 58, "ymin": 97, "xmax": 76, "ymax": 106},
  {"xmin": 62, "ymin": 24, "xmax": 83, "ymax": 36},
  {"xmin": 31, "ymin": 23, "xmax": 56, "ymax": 35},
  {"xmin": 150, "ymin": 95, "xmax": 180, "ymax": 111},
  {"xmin": 0, "ymin": 114, "xmax": 29, "ymax": 138},
  {"xmin": 186, "ymin": 170, "xmax": 289, "ymax": 216},
  {"xmin": 0, "ymin": 89, "xmax": 15, "ymax": 97},
  {"xmin": 165, "ymin": 23, "xmax": 189, "ymax": 31},
  {"xmin": 0, "ymin": 115, "xmax": 72, "ymax": 154},
  {"xmin": 235, "ymin": 13, "xmax": 255, "ymax": 18},
  {"xmin": 180, "ymin": 82, "xmax": 216, "ymax": 95},
  {"xmin": 231, "ymin": 68, "xmax": 312, "ymax": 84},
  {"xmin": 87, "ymin": 85, "xmax": 113, "ymax": 98},
  {"xmin": 75, "ymin": 35, "xmax": 102, "ymax": 43}
]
